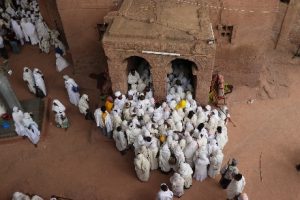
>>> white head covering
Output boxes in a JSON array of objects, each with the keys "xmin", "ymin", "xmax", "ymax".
[
  {"xmin": 115, "ymin": 91, "xmax": 121, "ymax": 97},
  {"xmin": 52, "ymin": 99, "xmax": 66, "ymax": 112},
  {"xmin": 55, "ymin": 53, "xmax": 61, "ymax": 58},
  {"xmin": 63, "ymin": 75, "xmax": 70, "ymax": 80},
  {"xmin": 205, "ymin": 105, "xmax": 211, "ymax": 111},
  {"xmin": 82, "ymin": 94, "xmax": 88, "ymax": 100},
  {"xmin": 24, "ymin": 112, "xmax": 31, "ymax": 119}
]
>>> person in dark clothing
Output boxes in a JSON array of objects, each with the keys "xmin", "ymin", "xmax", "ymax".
[
  {"xmin": 0, "ymin": 35, "xmax": 8, "ymax": 60},
  {"xmin": 5, "ymin": 30, "xmax": 20, "ymax": 54}
]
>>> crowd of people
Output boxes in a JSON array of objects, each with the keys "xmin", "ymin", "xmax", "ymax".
[
  {"xmin": 0, "ymin": 0, "xmax": 68, "ymax": 71},
  {"xmin": 11, "ymin": 59, "xmax": 249, "ymax": 199},
  {"xmin": 70, "ymin": 61, "xmax": 246, "ymax": 199},
  {"xmin": 5, "ymin": 2, "xmax": 248, "ymax": 196}
]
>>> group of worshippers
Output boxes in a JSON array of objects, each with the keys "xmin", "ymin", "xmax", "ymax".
[
  {"xmin": 12, "ymin": 106, "xmax": 40, "ymax": 147},
  {"xmin": 51, "ymin": 74, "xmax": 92, "ymax": 129},
  {"xmin": 12, "ymin": 56, "xmax": 248, "ymax": 198},
  {"xmin": 90, "ymin": 63, "xmax": 248, "ymax": 200},
  {"xmin": 0, "ymin": 0, "xmax": 69, "ymax": 72},
  {"xmin": 23, "ymin": 67, "xmax": 46, "ymax": 98},
  {"xmin": 12, "ymin": 191, "xmax": 62, "ymax": 200}
]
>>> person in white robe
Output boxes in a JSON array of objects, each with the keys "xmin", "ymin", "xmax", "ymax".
[
  {"xmin": 156, "ymin": 183, "xmax": 173, "ymax": 200},
  {"xmin": 128, "ymin": 69, "xmax": 140, "ymax": 85},
  {"xmin": 123, "ymin": 102, "xmax": 132, "ymax": 121},
  {"xmin": 63, "ymin": 75, "xmax": 80, "ymax": 106},
  {"xmin": 24, "ymin": 18, "xmax": 39, "ymax": 45},
  {"xmin": 94, "ymin": 106, "xmax": 113, "ymax": 137},
  {"xmin": 12, "ymin": 106, "xmax": 26, "ymax": 136},
  {"xmin": 215, "ymin": 126, "xmax": 228, "ymax": 150},
  {"xmin": 12, "ymin": 192, "xmax": 30, "ymax": 200},
  {"xmin": 11, "ymin": 18, "xmax": 24, "ymax": 45},
  {"xmin": 134, "ymin": 153, "xmax": 150, "ymax": 182},
  {"xmin": 23, "ymin": 67, "xmax": 36, "ymax": 94},
  {"xmin": 153, "ymin": 106, "xmax": 164, "ymax": 124},
  {"xmin": 137, "ymin": 79, "xmax": 146, "ymax": 93},
  {"xmin": 78, "ymin": 94, "xmax": 89, "ymax": 115},
  {"xmin": 35, "ymin": 18, "xmax": 49, "ymax": 40},
  {"xmin": 184, "ymin": 110, "xmax": 197, "ymax": 127},
  {"xmin": 39, "ymin": 37, "xmax": 50, "ymax": 53},
  {"xmin": 126, "ymin": 122, "xmax": 141, "ymax": 145},
  {"xmin": 218, "ymin": 105, "xmax": 231, "ymax": 126},
  {"xmin": 183, "ymin": 136, "xmax": 198, "ymax": 168},
  {"xmin": 179, "ymin": 138, "xmax": 186, "ymax": 150},
  {"xmin": 111, "ymin": 110, "xmax": 122, "ymax": 129},
  {"xmin": 5, "ymin": 0, "xmax": 14, "ymax": 9},
  {"xmin": 113, "ymin": 91, "xmax": 126, "ymax": 112},
  {"xmin": 145, "ymin": 87, "xmax": 153, "ymax": 99},
  {"xmin": 238, "ymin": 193, "xmax": 249, "ymax": 200},
  {"xmin": 178, "ymin": 162, "xmax": 193, "ymax": 189},
  {"xmin": 22, "ymin": 112, "xmax": 40, "ymax": 146},
  {"xmin": 55, "ymin": 53, "xmax": 69, "ymax": 72},
  {"xmin": 226, "ymin": 173, "xmax": 246, "ymax": 200},
  {"xmin": 193, "ymin": 152, "xmax": 210, "ymax": 181},
  {"xmin": 133, "ymin": 135, "xmax": 145, "ymax": 154},
  {"xmin": 207, "ymin": 139, "xmax": 220, "ymax": 156},
  {"xmin": 186, "ymin": 92, "xmax": 197, "ymax": 111},
  {"xmin": 196, "ymin": 107, "xmax": 207, "ymax": 126},
  {"xmin": 173, "ymin": 144, "xmax": 185, "ymax": 168},
  {"xmin": 148, "ymin": 141, "xmax": 159, "ymax": 170},
  {"xmin": 20, "ymin": 0, "xmax": 29, "ymax": 9},
  {"xmin": 31, "ymin": 195, "xmax": 44, "ymax": 200},
  {"xmin": 0, "ymin": 99, "xmax": 6, "ymax": 116},
  {"xmin": 220, "ymin": 158, "xmax": 239, "ymax": 189},
  {"xmin": 54, "ymin": 38, "xmax": 66, "ymax": 56},
  {"xmin": 207, "ymin": 109, "xmax": 220, "ymax": 136},
  {"xmin": 159, "ymin": 143, "xmax": 171, "ymax": 173},
  {"xmin": 170, "ymin": 173, "xmax": 185, "ymax": 198},
  {"xmin": 208, "ymin": 149, "xmax": 224, "ymax": 178},
  {"xmin": 112, "ymin": 126, "xmax": 127, "ymax": 153},
  {"xmin": 33, "ymin": 68, "xmax": 46, "ymax": 98},
  {"xmin": 20, "ymin": 18, "xmax": 29, "ymax": 42},
  {"xmin": 52, "ymin": 99, "xmax": 68, "ymax": 129}
]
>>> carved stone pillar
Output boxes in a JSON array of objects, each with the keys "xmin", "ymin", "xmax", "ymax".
[
  {"xmin": 150, "ymin": 58, "xmax": 171, "ymax": 102},
  {"xmin": 107, "ymin": 59, "xmax": 128, "ymax": 95},
  {"xmin": 194, "ymin": 58, "xmax": 214, "ymax": 105}
]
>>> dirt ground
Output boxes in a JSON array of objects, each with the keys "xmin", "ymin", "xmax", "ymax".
[{"xmin": 0, "ymin": 45, "xmax": 299, "ymax": 200}]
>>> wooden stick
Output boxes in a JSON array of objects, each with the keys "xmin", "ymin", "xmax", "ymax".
[{"xmin": 259, "ymin": 152, "xmax": 263, "ymax": 182}]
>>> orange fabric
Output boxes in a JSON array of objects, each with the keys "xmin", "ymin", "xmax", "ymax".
[{"xmin": 105, "ymin": 101, "xmax": 113, "ymax": 112}]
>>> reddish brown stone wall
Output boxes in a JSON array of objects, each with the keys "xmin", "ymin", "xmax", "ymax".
[
  {"xmin": 55, "ymin": 0, "xmax": 115, "ymax": 74},
  {"xmin": 38, "ymin": 0, "xmax": 68, "ymax": 48},
  {"xmin": 207, "ymin": 0, "xmax": 281, "ymax": 86},
  {"xmin": 47, "ymin": 0, "xmax": 299, "ymax": 94}
]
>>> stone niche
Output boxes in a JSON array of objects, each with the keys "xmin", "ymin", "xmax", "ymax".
[{"xmin": 102, "ymin": 0, "xmax": 216, "ymax": 104}]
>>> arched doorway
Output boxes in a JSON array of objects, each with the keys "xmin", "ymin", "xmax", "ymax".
[
  {"xmin": 125, "ymin": 56, "xmax": 153, "ymax": 94},
  {"xmin": 168, "ymin": 59, "xmax": 197, "ymax": 98}
]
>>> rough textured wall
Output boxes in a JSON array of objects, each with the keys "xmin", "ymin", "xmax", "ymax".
[
  {"xmin": 206, "ymin": 0, "xmax": 280, "ymax": 87},
  {"xmin": 38, "ymin": 0, "xmax": 68, "ymax": 49},
  {"xmin": 289, "ymin": 9, "xmax": 300, "ymax": 44},
  {"xmin": 56, "ymin": 0, "xmax": 115, "ymax": 74}
]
